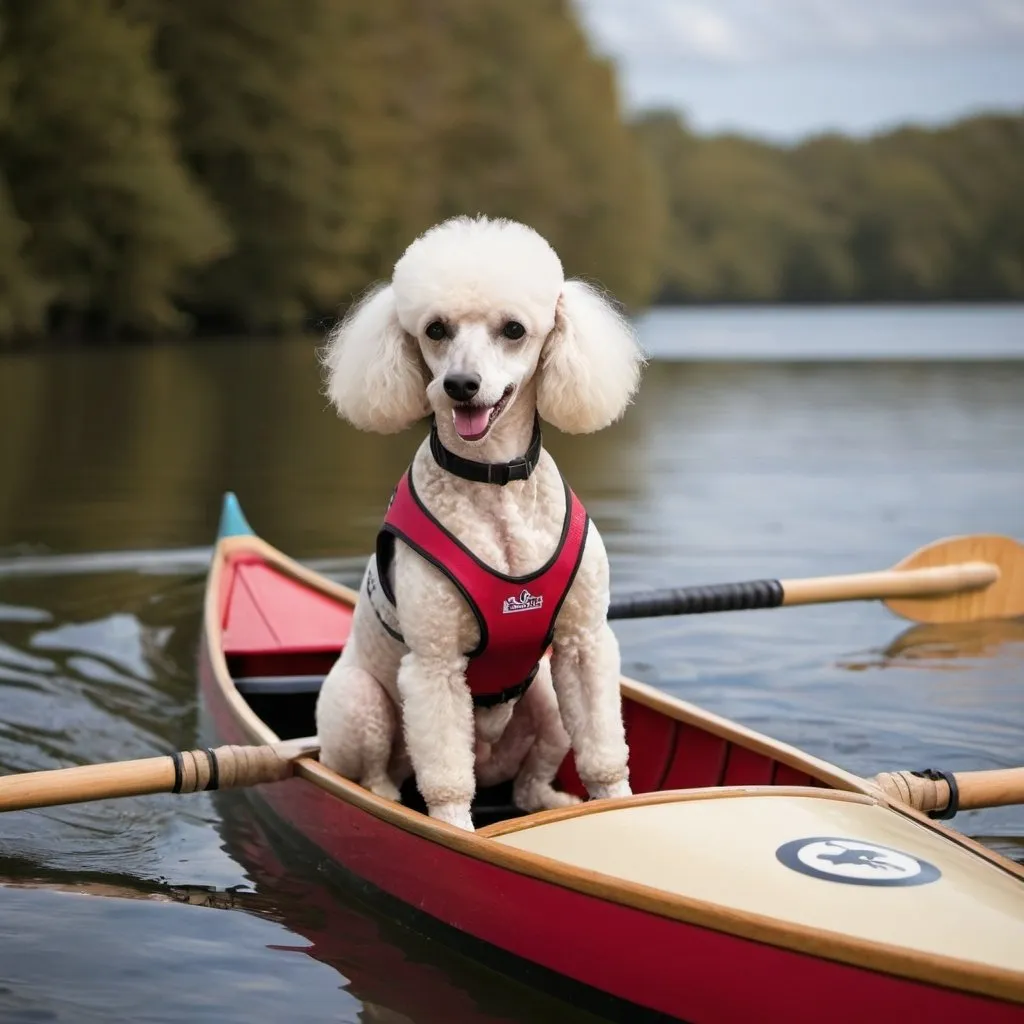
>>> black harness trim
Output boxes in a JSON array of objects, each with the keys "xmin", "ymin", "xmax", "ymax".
[
  {"xmin": 377, "ymin": 521, "xmax": 490, "ymax": 660},
  {"xmin": 471, "ymin": 663, "xmax": 542, "ymax": 709},
  {"xmin": 373, "ymin": 465, "xmax": 583, "ymax": 707},
  {"xmin": 544, "ymin": 516, "xmax": 590, "ymax": 649},
  {"xmin": 371, "ymin": 605, "xmax": 405, "ymax": 645}
]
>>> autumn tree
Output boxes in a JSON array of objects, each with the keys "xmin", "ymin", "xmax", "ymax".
[
  {"xmin": 636, "ymin": 109, "xmax": 1024, "ymax": 304},
  {"xmin": 0, "ymin": 0, "xmax": 1021, "ymax": 345},
  {"xmin": 0, "ymin": 17, "xmax": 46, "ymax": 343},
  {"xmin": 0, "ymin": 0, "xmax": 228, "ymax": 338}
]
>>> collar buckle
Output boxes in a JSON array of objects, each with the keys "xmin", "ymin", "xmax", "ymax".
[{"xmin": 488, "ymin": 456, "xmax": 528, "ymax": 486}]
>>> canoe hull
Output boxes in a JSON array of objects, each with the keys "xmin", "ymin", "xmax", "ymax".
[
  {"xmin": 199, "ymin": 643, "xmax": 1023, "ymax": 1023},
  {"xmin": 198, "ymin": 498, "xmax": 1024, "ymax": 1023}
]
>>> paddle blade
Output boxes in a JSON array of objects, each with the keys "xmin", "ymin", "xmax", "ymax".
[{"xmin": 885, "ymin": 535, "xmax": 1024, "ymax": 624}]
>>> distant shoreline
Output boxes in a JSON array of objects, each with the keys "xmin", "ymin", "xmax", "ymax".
[{"xmin": 3, "ymin": 303, "xmax": 1022, "ymax": 360}]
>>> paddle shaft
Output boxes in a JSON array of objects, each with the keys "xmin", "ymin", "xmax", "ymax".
[
  {"xmin": 0, "ymin": 739, "xmax": 318, "ymax": 813},
  {"xmin": 606, "ymin": 561, "xmax": 998, "ymax": 620},
  {"xmin": 871, "ymin": 767, "xmax": 1024, "ymax": 818},
  {"xmin": 4, "ymin": 743, "xmax": 1023, "ymax": 819}
]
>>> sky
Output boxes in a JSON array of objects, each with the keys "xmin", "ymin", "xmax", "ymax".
[{"xmin": 573, "ymin": 0, "xmax": 1024, "ymax": 141}]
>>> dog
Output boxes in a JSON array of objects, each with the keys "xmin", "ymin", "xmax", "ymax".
[{"xmin": 315, "ymin": 215, "xmax": 645, "ymax": 831}]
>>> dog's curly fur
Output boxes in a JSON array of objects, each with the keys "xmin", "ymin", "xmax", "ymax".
[{"xmin": 315, "ymin": 215, "xmax": 645, "ymax": 831}]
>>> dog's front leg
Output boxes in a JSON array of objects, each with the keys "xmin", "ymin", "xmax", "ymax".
[
  {"xmin": 549, "ymin": 526, "xmax": 631, "ymax": 801},
  {"xmin": 395, "ymin": 650, "xmax": 476, "ymax": 830},
  {"xmin": 551, "ymin": 621, "xmax": 631, "ymax": 800}
]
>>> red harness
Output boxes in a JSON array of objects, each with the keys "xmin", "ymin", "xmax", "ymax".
[{"xmin": 374, "ymin": 471, "xmax": 589, "ymax": 706}]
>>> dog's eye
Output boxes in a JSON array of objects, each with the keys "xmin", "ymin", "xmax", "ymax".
[
  {"xmin": 425, "ymin": 321, "xmax": 446, "ymax": 341},
  {"xmin": 502, "ymin": 321, "xmax": 526, "ymax": 341}
]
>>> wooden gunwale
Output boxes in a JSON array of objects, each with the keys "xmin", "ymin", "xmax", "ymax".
[
  {"xmin": 477, "ymin": 785, "xmax": 875, "ymax": 837},
  {"xmin": 202, "ymin": 532, "xmax": 1024, "ymax": 1007}
]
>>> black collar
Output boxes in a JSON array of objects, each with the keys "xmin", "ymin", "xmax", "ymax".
[{"xmin": 429, "ymin": 413, "xmax": 542, "ymax": 485}]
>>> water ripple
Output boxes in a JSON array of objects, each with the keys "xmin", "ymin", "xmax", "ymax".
[
  {"xmin": 0, "ymin": 331, "xmax": 1021, "ymax": 1022},
  {"xmin": 0, "ymin": 548, "xmax": 370, "ymax": 584}
]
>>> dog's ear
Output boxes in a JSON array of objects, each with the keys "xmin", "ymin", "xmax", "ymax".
[
  {"xmin": 320, "ymin": 284, "xmax": 430, "ymax": 433},
  {"xmin": 536, "ymin": 280, "xmax": 646, "ymax": 434}
]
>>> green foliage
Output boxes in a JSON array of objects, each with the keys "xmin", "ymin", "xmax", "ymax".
[
  {"xmin": 0, "ymin": 180, "xmax": 48, "ymax": 342},
  {"xmin": 136, "ymin": 0, "xmax": 659, "ymax": 327},
  {"xmin": 135, "ymin": 0, "xmax": 360, "ymax": 330},
  {"xmin": 636, "ymin": 114, "xmax": 847, "ymax": 301},
  {"xmin": 413, "ymin": 0, "xmax": 661, "ymax": 307},
  {"xmin": 872, "ymin": 117, "xmax": 1024, "ymax": 299},
  {"xmin": 638, "ymin": 109, "xmax": 1024, "ymax": 303},
  {"xmin": 0, "ymin": 0, "xmax": 1020, "ymax": 345},
  {"xmin": 0, "ymin": 0, "xmax": 229, "ymax": 338},
  {"xmin": 0, "ymin": 27, "xmax": 47, "ymax": 343}
]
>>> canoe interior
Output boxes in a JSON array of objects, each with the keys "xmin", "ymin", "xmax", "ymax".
[{"xmin": 220, "ymin": 549, "xmax": 828, "ymax": 828}]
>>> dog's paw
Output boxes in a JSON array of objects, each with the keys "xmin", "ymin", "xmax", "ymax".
[
  {"xmin": 543, "ymin": 789, "xmax": 583, "ymax": 809},
  {"xmin": 430, "ymin": 801, "xmax": 475, "ymax": 831},
  {"xmin": 585, "ymin": 779, "xmax": 631, "ymax": 801},
  {"xmin": 364, "ymin": 775, "xmax": 402, "ymax": 802},
  {"xmin": 513, "ymin": 781, "xmax": 584, "ymax": 813}
]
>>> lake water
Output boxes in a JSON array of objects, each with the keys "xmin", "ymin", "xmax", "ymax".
[{"xmin": 0, "ymin": 305, "xmax": 1022, "ymax": 1022}]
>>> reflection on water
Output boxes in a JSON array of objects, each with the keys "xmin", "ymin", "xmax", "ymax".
[
  {"xmin": 0, "ymin": 308, "xmax": 1022, "ymax": 1022},
  {"xmin": 841, "ymin": 620, "xmax": 1024, "ymax": 669},
  {"xmin": 0, "ymin": 796, "xmax": 601, "ymax": 1024},
  {"xmin": 0, "ymin": 878, "xmax": 365, "ymax": 1024}
]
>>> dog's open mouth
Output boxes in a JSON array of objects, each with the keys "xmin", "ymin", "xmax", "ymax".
[{"xmin": 452, "ymin": 385, "xmax": 514, "ymax": 441}]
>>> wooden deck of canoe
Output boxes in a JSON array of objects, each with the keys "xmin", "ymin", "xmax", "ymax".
[{"xmin": 198, "ymin": 493, "xmax": 1024, "ymax": 1023}]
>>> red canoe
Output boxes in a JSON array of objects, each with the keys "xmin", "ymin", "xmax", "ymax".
[{"xmin": 199, "ymin": 493, "xmax": 1024, "ymax": 1023}]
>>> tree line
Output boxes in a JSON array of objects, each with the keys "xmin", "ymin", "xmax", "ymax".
[
  {"xmin": 0, "ymin": 0, "xmax": 1021, "ymax": 347},
  {"xmin": 636, "ymin": 110, "xmax": 1024, "ymax": 304}
]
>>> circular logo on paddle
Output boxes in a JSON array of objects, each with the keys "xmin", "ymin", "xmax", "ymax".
[{"xmin": 775, "ymin": 837, "xmax": 941, "ymax": 886}]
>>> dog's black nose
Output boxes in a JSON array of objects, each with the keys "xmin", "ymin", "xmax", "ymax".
[{"xmin": 443, "ymin": 373, "xmax": 481, "ymax": 402}]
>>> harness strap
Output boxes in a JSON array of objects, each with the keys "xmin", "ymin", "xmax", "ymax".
[{"xmin": 373, "ymin": 469, "xmax": 587, "ymax": 708}]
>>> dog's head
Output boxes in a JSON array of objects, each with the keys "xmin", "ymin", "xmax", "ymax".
[{"xmin": 321, "ymin": 216, "xmax": 645, "ymax": 439}]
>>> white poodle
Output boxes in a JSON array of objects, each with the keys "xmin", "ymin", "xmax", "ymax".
[{"xmin": 315, "ymin": 215, "xmax": 644, "ymax": 831}]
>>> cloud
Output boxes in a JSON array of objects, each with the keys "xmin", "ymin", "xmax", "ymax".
[
  {"xmin": 663, "ymin": 5, "xmax": 744, "ymax": 62},
  {"xmin": 574, "ymin": 0, "xmax": 1024, "ymax": 66},
  {"xmin": 572, "ymin": 0, "xmax": 1024, "ymax": 138}
]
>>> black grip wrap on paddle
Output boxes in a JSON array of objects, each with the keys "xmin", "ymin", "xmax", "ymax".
[
  {"xmin": 607, "ymin": 579, "xmax": 785, "ymax": 620},
  {"xmin": 914, "ymin": 768, "xmax": 960, "ymax": 821}
]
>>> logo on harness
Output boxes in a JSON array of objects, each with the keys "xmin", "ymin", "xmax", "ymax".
[{"xmin": 503, "ymin": 589, "xmax": 543, "ymax": 614}]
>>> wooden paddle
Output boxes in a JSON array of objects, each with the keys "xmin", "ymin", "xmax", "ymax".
[
  {"xmin": 870, "ymin": 767, "xmax": 1024, "ymax": 820},
  {"xmin": 607, "ymin": 534, "xmax": 1024, "ymax": 625},
  {"xmin": 0, "ymin": 738, "xmax": 1021, "ymax": 821},
  {"xmin": 0, "ymin": 738, "xmax": 319, "ymax": 814}
]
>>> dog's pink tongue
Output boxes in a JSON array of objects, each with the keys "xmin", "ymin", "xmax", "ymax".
[{"xmin": 453, "ymin": 405, "xmax": 490, "ymax": 439}]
